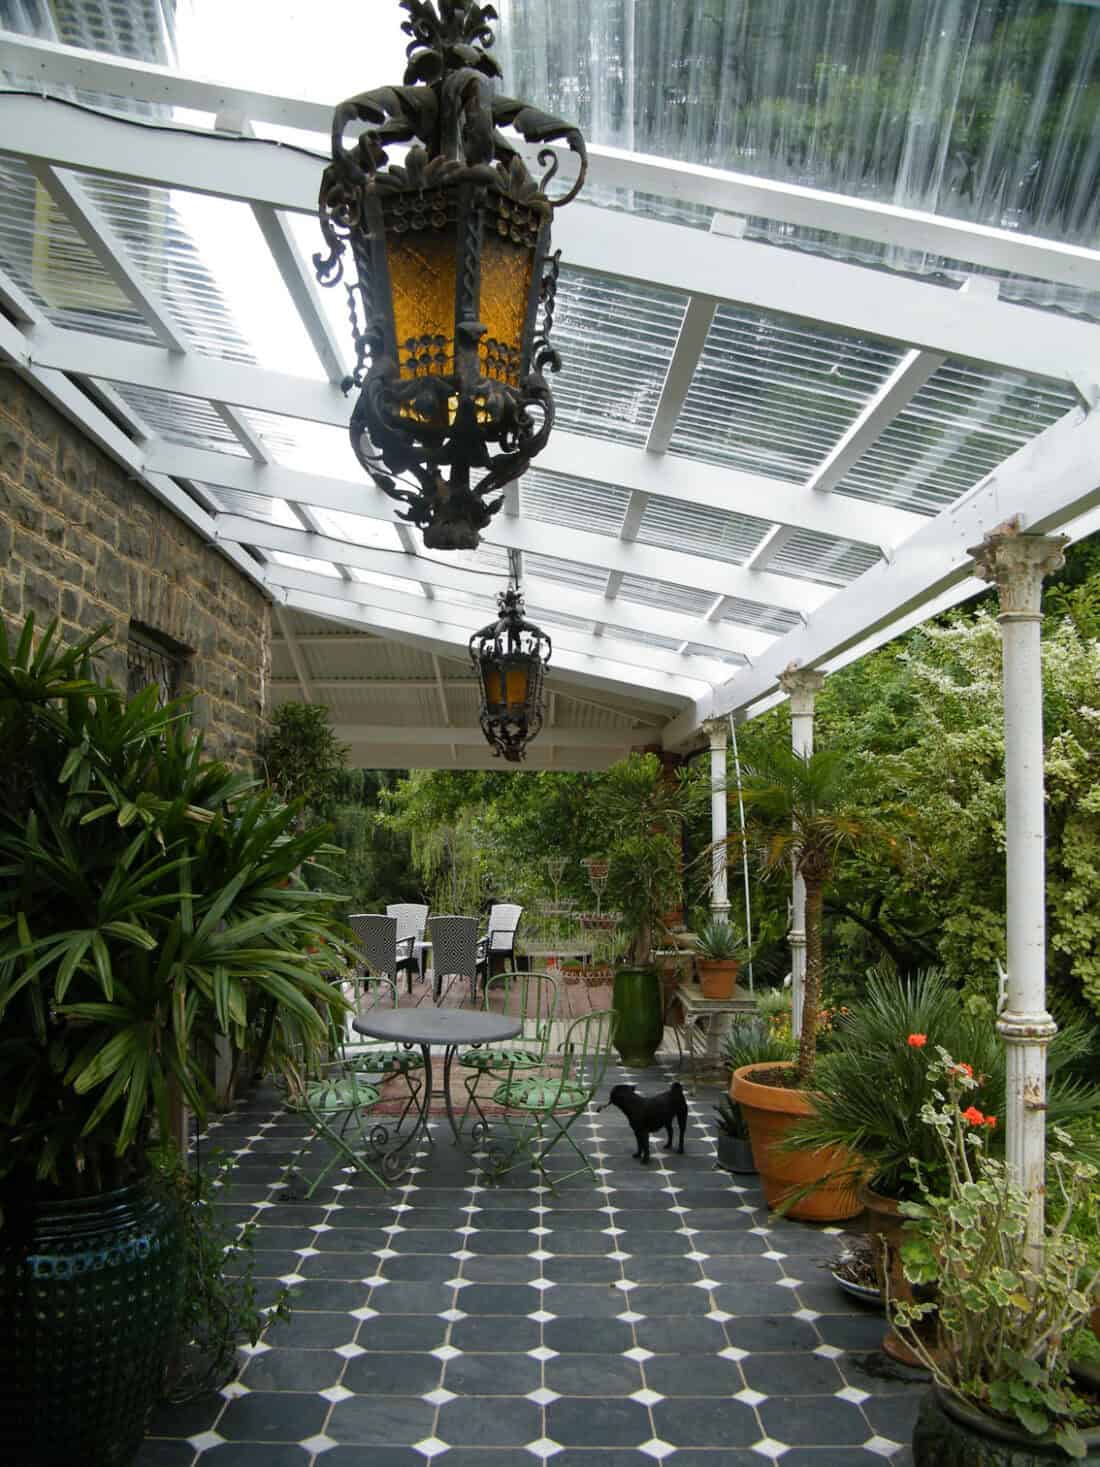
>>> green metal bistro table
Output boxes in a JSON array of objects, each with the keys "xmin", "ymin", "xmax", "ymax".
[{"xmin": 352, "ymin": 1006, "xmax": 521, "ymax": 1175}]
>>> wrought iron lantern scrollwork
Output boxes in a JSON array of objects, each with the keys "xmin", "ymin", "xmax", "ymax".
[
  {"xmin": 315, "ymin": 0, "xmax": 588, "ymax": 551},
  {"xmin": 470, "ymin": 581, "xmax": 551, "ymax": 762}
]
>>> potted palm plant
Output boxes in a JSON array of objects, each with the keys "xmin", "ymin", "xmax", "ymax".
[
  {"xmin": 895, "ymin": 1050, "xmax": 1100, "ymax": 1463},
  {"xmin": 0, "ymin": 617, "xmax": 351, "ymax": 1467},
  {"xmin": 725, "ymin": 741, "xmax": 900, "ymax": 1220}
]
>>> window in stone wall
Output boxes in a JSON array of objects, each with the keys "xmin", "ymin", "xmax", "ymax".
[{"xmin": 126, "ymin": 622, "xmax": 191, "ymax": 706}]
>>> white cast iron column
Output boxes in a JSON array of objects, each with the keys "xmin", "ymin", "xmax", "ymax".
[
  {"xmin": 777, "ymin": 665, "xmax": 826, "ymax": 1037},
  {"xmin": 970, "ymin": 524, "xmax": 1066, "ymax": 1249},
  {"xmin": 703, "ymin": 716, "xmax": 731, "ymax": 922}
]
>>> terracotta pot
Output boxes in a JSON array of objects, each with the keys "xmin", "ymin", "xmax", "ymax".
[
  {"xmin": 698, "ymin": 958, "xmax": 739, "ymax": 1000},
  {"xmin": 730, "ymin": 1062, "xmax": 863, "ymax": 1222},
  {"xmin": 860, "ymin": 1182, "xmax": 934, "ymax": 1370}
]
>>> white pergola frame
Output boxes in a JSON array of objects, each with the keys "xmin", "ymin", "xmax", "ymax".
[{"xmin": 2, "ymin": 30, "xmax": 1100, "ymax": 766}]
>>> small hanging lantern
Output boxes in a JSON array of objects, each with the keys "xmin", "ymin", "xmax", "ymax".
[
  {"xmin": 470, "ymin": 575, "xmax": 551, "ymax": 763},
  {"xmin": 315, "ymin": 0, "xmax": 587, "ymax": 551}
]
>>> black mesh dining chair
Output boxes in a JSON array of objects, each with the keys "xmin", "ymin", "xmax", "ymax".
[{"xmin": 428, "ymin": 915, "xmax": 479, "ymax": 1003}]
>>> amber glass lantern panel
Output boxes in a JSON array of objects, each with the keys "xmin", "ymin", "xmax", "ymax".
[
  {"xmin": 386, "ymin": 223, "xmax": 458, "ymax": 383},
  {"xmin": 484, "ymin": 657, "xmax": 532, "ymax": 712},
  {"xmin": 478, "ymin": 232, "xmax": 533, "ymax": 387}
]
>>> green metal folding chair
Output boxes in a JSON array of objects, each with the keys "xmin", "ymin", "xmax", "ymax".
[
  {"xmin": 282, "ymin": 972, "xmax": 423, "ymax": 1196},
  {"xmin": 482, "ymin": 1008, "xmax": 618, "ymax": 1192},
  {"xmin": 457, "ymin": 970, "xmax": 559, "ymax": 1141}
]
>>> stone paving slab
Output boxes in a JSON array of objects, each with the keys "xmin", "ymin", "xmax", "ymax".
[{"xmin": 135, "ymin": 1064, "xmax": 924, "ymax": 1466}]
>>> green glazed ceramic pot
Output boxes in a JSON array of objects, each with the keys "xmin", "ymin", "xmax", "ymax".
[
  {"xmin": 0, "ymin": 1178, "xmax": 184, "ymax": 1467},
  {"xmin": 912, "ymin": 1386, "xmax": 1100, "ymax": 1465},
  {"xmin": 612, "ymin": 966, "xmax": 664, "ymax": 1067}
]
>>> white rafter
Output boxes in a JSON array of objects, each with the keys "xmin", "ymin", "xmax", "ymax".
[
  {"xmin": 268, "ymin": 565, "xmax": 731, "ymax": 692},
  {"xmin": 212, "ymin": 513, "xmax": 767, "ymax": 658},
  {"xmin": 646, "ymin": 294, "xmax": 719, "ymax": 453},
  {"xmin": 663, "ymin": 404, "xmax": 1100, "ymax": 745},
  {"xmin": 274, "ymin": 606, "xmax": 314, "ymax": 703},
  {"xmin": 5, "ymin": 33, "xmax": 1100, "ymax": 293},
  {"xmin": 1, "ymin": 94, "xmax": 1095, "ymax": 387}
]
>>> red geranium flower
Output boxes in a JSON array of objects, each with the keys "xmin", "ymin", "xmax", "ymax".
[
  {"xmin": 953, "ymin": 1062, "xmax": 974, "ymax": 1078},
  {"xmin": 907, "ymin": 1033, "xmax": 927, "ymax": 1048},
  {"xmin": 961, "ymin": 1105, "xmax": 986, "ymax": 1127},
  {"xmin": 984, "ymin": 1115, "xmax": 997, "ymax": 1129}
]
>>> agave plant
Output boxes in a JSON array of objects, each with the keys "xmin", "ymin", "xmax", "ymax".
[
  {"xmin": 0, "ymin": 616, "xmax": 352, "ymax": 1204},
  {"xmin": 786, "ymin": 966, "xmax": 1100, "ymax": 1198}
]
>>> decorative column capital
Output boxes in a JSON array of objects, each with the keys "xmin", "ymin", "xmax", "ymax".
[
  {"xmin": 968, "ymin": 521, "xmax": 1068, "ymax": 619},
  {"xmin": 778, "ymin": 663, "xmax": 826, "ymax": 717},
  {"xmin": 702, "ymin": 716, "xmax": 728, "ymax": 752}
]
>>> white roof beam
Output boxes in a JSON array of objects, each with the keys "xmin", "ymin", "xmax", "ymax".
[
  {"xmin": 138, "ymin": 444, "xmax": 826, "ymax": 615},
  {"xmin": 213, "ymin": 513, "xmax": 769, "ymax": 658},
  {"xmin": 430, "ymin": 655, "xmax": 451, "ymax": 726},
  {"xmin": 2, "ymin": 95, "xmax": 1095, "ymax": 387},
  {"xmin": 744, "ymin": 525, "xmax": 799, "ymax": 576},
  {"xmin": 274, "ymin": 605, "xmax": 314, "ymax": 703},
  {"xmin": 266, "ymin": 565, "xmax": 734, "ymax": 691},
  {"xmin": 662, "ymin": 402, "xmax": 1100, "ymax": 746},
  {"xmin": 33, "ymin": 325, "xmax": 917, "ymax": 547},
  {"xmin": 619, "ymin": 492, "xmax": 650, "ymax": 543},
  {"xmin": 5, "ymin": 36, "xmax": 1100, "ymax": 294},
  {"xmin": 280, "ymin": 586, "xmax": 695, "ymax": 710},
  {"xmin": 328, "ymin": 724, "xmax": 640, "ymax": 751},
  {"xmin": 646, "ymin": 294, "xmax": 718, "ymax": 453}
]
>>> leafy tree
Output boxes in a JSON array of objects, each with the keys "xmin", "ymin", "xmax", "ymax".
[{"xmin": 261, "ymin": 703, "xmax": 349, "ymax": 816}]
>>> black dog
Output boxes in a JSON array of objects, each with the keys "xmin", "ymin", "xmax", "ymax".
[{"xmin": 600, "ymin": 1082, "xmax": 687, "ymax": 1164}]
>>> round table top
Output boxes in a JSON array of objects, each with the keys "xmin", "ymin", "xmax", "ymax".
[{"xmin": 352, "ymin": 1008, "xmax": 522, "ymax": 1046}]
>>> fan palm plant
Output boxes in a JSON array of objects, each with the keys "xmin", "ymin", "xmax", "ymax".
[
  {"xmin": 727, "ymin": 741, "xmax": 900, "ymax": 1087},
  {"xmin": 0, "ymin": 615, "xmax": 353, "ymax": 1202}
]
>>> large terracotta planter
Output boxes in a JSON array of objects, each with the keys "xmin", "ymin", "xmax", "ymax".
[
  {"xmin": 612, "ymin": 967, "xmax": 664, "ymax": 1067},
  {"xmin": 731, "ymin": 1062, "xmax": 863, "ymax": 1221},
  {"xmin": 698, "ymin": 959, "xmax": 739, "ymax": 1000},
  {"xmin": 912, "ymin": 1385, "xmax": 1100, "ymax": 1465}
]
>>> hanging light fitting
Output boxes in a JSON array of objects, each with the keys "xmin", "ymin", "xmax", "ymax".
[
  {"xmin": 470, "ymin": 559, "xmax": 551, "ymax": 762},
  {"xmin": 315, "ymin": 0, "xmax": 588, "ymax": 551}
]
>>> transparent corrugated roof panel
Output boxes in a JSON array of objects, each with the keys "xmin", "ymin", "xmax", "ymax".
[
  {"xmin": 526, "ymin": 554, "xmax": 612, "ymax": 595},
  {"xmin": 238, "ymin": 411, "xmax": 361, "ymax": 479},
  {"xmin": 0, "ymin": 155, "xmax": 161, "ymax": 344},
  {"xmin": 201, "ymin": 486, "xmax": 302, "ymax": 529},
  {"xmin": 616, "ymin": 575, "xmax": 716, "ymax": 617},
  {"xmin": 719, "ymin": 597, "xmax": 803, "ymax": 636},
  {"xmin": 548, "ymin": 268, "xmax": 688, "ymax": 446},
  {"xmin": 833, "ymin": 361, "xmax": 1080, "ymax": 515},
  {"xmin": 78, "ymin": 174, "xmax": 258, "ymax": 364},
  {"xmin": 347, "ymin": 566, "xmax": 432, "ymax": 597},
  {"xmin": 267, "ymin": 549, "xmax": 342, "ymax": 578},
  {"xmin": 520, "ymin": 466, "xmax": 632, "ymax": 537},
  {"xmin": 766, "ymin": 529, "xmax": 880, "ymax": 587},
  {"xmin": 685, "ymin": 642, "xmax": 748, "ymax": 666},
  {"xmin": 112, "ymin": 383, "xmax": 251, "ymax": 455},
  {"xmin": 633, "ymin": 495, "xmax": 773, "ymax": 565},
  {"xmin": 670, "ymin": 304, "xmax": 907, "ymax": 483},
  {"xmin": 526, "ymin": 605, "xmax": 595, "ymax": 636},
  {"xmin": 601, "ymin": 623, "xmax": 682, "ymax": 654}
]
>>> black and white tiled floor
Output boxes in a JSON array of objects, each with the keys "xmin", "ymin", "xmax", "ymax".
[{"xmin": 138, "ymin": 1065, "xmax": 923, "ymax": 1467}]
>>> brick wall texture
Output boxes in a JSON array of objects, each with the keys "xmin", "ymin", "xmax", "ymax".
[{"xmin": 0, "ymin": 370, "xmax": 270, "ymax": 768}]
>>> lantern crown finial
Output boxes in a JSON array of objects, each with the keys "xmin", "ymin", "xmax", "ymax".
[{"xmin": 399, "ymin": 0, "xmax": 502, "ymax": 85}]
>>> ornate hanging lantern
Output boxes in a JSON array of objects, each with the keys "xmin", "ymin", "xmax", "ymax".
[
  {"xmin": 470, "ymin": 583, "xmax": 551, "ymax": 762},
  {"xmin": 315, "ymin": 0, "xmax": 588, "ymax": 551}
]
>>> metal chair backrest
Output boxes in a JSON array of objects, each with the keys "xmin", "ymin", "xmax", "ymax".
[
  {"xmin": 483, "ymin": 970, "xmax": 559, "ymax": 1054},
  {"xmin": 429, "ymin": 915, "xmax": 478, "ymax": 986},
  {"xmin": 559, "ymin": 1008, "xmax": 618, "ymax": 1097},
  {"xmin": 486, "ymin": 902, "xmax": 523, "ymax": 952},
  {"xmin": 348, "ymin": 913, "xmax": 399, "ymax": 980},
  {"xmin": 387, "ymin": 902, "xmax": 429, "ymax": 947}
]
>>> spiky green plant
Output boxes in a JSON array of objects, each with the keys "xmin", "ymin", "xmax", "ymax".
[
  {"xmin": 0, "ymin": 616, "xmax": 353, "ymax": 1206},
  {"xmin": 787, "ymin": 967, "xmax": 1100, "ymax": 1198}
]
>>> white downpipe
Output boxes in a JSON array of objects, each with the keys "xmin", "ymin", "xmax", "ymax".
[
  {"xmin": 777, "ymin": 666, "xmax": 825, "ymax": 1037},
  {"xmin": 970, "ymin": 526, "xmax": 1065, "ymax": 1251},
  {"xmin": 728, "ymin": 713, "xmax": 754, "ymax": 991}
]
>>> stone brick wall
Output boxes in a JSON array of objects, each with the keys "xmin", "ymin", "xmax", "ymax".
[{"xmin": 0, "ymin": 370, "xmax": 270, "ymax": 767}]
